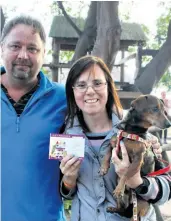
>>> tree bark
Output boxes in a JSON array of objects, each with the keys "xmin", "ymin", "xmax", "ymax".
[
  {"xmin": 135, "ymin": 20, "xmax": 171, "ymax": 94},
  {"xmin": 0, "ymin": 7, "xmax": 6, "ymax": 36},
  {"xmin": 92, "ymin": 1, "xmax": 121, "ymax": 71},
  {"xmin": 59, "ymin": 2, "xmax": 121, "ymax": 71},
  {"xmin": 51, "ymin": 38, "xmax": 60, "ymax": 82},
  {"xmin": 71, "ymin": 2, "xmax": 97, "ymax": 62}
]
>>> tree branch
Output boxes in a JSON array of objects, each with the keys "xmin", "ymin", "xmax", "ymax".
[
  {"xmin": 56, "ymin": 1, "xmax": 82, "ymax": 36},
  {"xmin": 1, "ymin": 6, "xmax": 6, "ymax": 36},
  {"xmin": 135, "ymin": 19, "xmax": 171, "ymax": 94},
  {"xmin": 43, "ymin": 63, "xmax": 71, "ymax": 69}
]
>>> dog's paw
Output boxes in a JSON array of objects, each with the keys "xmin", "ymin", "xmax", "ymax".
[
  {"xmin": 99, "ymin": 167, "xmax": 108, "ymax": 176},
  {"xmin": 113, "ymin": 187, "xmax": 124, "ymax": 198},
  {"xmin": 106, "ymin": 207, "xmax": 118, "ymax": 213}
]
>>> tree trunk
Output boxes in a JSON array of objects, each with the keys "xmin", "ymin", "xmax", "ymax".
[
  {"xmin": 51, "ymin": 38, "xmax": 60, "ymax": 82},
  {"xmin": 72, "ymin": 2, "xmax": 97, "ymax": 62},
  {"xmin": 59, "ymin": 2, "xmax": 120, "ymax": 71},
  {"xmin": 92, "ymin": 1, "xmax": 121, "ymax": 71},
  {"xmin": 135, "ymin": 20, "xmax": 171, "ymax": 94},
  {"xmin": 0, "ymin": 7, "xmax": 6, "ymax": 36}
]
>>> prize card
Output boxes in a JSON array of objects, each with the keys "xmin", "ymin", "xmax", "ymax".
[{"xmin": 49, "ymin": 134, "xmax": 85, "ymax": 160}]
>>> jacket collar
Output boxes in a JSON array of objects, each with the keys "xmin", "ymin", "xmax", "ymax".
[{"xmin": 66, "ymin": 113, "xmax": 120, "ymax": 136}]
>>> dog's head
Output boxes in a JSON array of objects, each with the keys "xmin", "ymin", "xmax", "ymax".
[{"xmin": 118, "ymin": 95, "xmax": 171, "ymax": 130}]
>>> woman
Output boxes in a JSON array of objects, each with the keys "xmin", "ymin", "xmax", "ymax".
[{"xmin": 60, "ymin": 55, "xmax": 170, "ymax": 221}]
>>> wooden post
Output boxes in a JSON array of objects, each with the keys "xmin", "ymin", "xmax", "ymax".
[
  {"xmin": 120, "ymin": 50, "xmax": 125, "ymax": 83},
  {"xmin": 51, "ymin": 38, "xmax": 60, "ymax": 82}
]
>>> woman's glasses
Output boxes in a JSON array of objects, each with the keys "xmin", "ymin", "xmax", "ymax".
[{"xmin": 73, "ymin": 81, "xmax": 107, "ymax": 93}]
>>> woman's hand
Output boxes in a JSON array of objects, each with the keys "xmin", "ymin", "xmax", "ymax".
[
  {"xmin": 112, "ymin": 141, "xmax": 130, "ymax": 178},
  {"xmin": 149, "ymin": 135, "xmax": 162, "ymax": 159},
  {"xmin": 112, "ymin": 141, "xmax": 143, "ymax": 189},
  {"xmin": 60, "ymin": 155, "xmax": 82, "ymax": 188}
]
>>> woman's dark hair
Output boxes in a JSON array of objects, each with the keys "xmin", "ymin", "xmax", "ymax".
[{"xmin": 65, "ymin": 55, "xmax": 122, "ymax": 131}]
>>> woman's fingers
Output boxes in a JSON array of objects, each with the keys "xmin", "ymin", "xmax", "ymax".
[
  {"xmin": 112, "ymin": 141, "xmax": 130, "ymax": 177},
  {"xmin": 112, "ymin": 141, "xmax": 129, "ymax": 164},
  {"xmin": 60, "ymin": 155, "xmax": 81, "ymax": 174},
  {"xmin": 120, "ymin": 141, "xmax": 129, "ymax": 163},
  {"xmin": 112, "ymin": 148, "xmax": 121, "ymax": 165},
  {"xmin": 60, "ymin": 155, "xmax": 75, "ymax": 167},
  {"xmin": 150, "ymin": 135, "xmax": 162, "ymax": 158}
]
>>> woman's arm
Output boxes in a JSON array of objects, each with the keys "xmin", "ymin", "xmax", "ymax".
[
  {"xmin": 113, "ymin": 141, "xmax": 171, "ymax": 205},
  {"xmin": 134, "ymin": 165, "xmax": 171, "ymax": 205}
]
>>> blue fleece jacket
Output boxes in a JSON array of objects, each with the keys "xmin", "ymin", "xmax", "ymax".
[{"xmin": 1, "ymin": 69, "xmax": 67, "ymax": 221}]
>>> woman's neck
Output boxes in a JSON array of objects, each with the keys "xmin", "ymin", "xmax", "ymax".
[{"xmin": 83, "ymin": 113, "xmax": 112, "ymax": 133}]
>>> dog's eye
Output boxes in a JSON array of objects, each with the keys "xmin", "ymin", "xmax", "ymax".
[{"xmin": 152, "ymin": 107, "xmax": 159, "ymax": 112}]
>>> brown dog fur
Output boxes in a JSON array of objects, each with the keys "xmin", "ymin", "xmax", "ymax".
[{"xmin": 100, "ymin": 95, "xmax": 171, "ymax": 220}]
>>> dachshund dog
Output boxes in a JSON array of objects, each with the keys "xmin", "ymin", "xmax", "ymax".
[{"xmin": 100, "ymin": 95, "xmax": 171, "ymax": 220}]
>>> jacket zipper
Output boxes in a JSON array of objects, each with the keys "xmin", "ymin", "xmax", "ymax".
[
  {"xmin": 16, "ymin": 88, "xmax": 54, "ymax": 132},
  {"xmin": 2, "ymin": 87, "xmax": 56, "ymax": 133},
  {"xmin": 16, "ymin": 116, "xmax": 20, "ymax": 132}
]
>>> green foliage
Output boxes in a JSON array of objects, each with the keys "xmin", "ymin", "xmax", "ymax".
[
  {"xmin": 128, "ymin": 46, "xmax": 136, "ymax": 53},
  {"xmin": 63, "ymin": 199, "xmax": 72, "ymax": 218},
  {"xmin": 156, "ymin": 3, "xmax": 171, "ymax": 47},
  {"xmin": 60, "ymin": 51, "xmax": 74, "ymax": 63},
  {"xmin": 154, "ymin": 2, "xmax": 171, "ymax": 90},
  {"xmin": 141, "ymin": 24, "xmax": 150, "ymax": 37},
  {"xmin": 41, "ymin": 67, "xmax": 49, "ymax": 75},
  {"xmin": 157, "ymin": 70, "xmax": 171, "ymax": 90}
]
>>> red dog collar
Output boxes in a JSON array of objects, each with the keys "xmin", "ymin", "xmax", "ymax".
[
  {"xmin": 116, "ymin": 130, "xmax": 151, "ymax": 153},
  {"xmin": 116, "ymin": 130, "xmax": 171, "ymax": 176}
]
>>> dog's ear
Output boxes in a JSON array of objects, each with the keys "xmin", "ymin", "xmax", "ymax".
[
  {"xmin": 129, "ymin": 106, "xmax": 135, "ymax": 112},
  {"xmin": 130, "ymin": 100, "xmax": 136, "ymax": 109},
  {"xmin": 130, "ymin": 95, "xmax": 149, "ymax": 112}
]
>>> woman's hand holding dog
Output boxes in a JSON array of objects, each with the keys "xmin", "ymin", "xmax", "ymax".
[
  {"xmin": 60, "ymin": 155, "xmax": 81, "ymax": 189},
  {"xmin": 150, "ymin": 135, "xmax": 162, "ymax": 159},
  {"xmin": 112, "ymin": 141, "xmax": 143, "ymax": 189},
  {"xmin": 112, "ymin": 141, "xmax": 130, "ymax": 178},
  {"xmin": 112, "ymin": 136, "xmax": 161, "ymax": 189}
]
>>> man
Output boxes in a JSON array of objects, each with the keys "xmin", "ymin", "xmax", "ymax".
[{"xmin": 1, "ymin": 15, "xmax": 67, "ymax": 221}]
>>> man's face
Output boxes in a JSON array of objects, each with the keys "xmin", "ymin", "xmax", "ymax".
[{"xmin": 1, "ymin": 24, "xmax": 45, "ymax": 82}]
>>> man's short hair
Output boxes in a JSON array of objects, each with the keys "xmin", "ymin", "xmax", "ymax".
[{"xmin": 1, "ymin": 15, "xmax": 46, "ymax": 44}]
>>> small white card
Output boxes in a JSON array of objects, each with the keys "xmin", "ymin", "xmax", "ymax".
[{"xmin": 49, "ymin": 133, "xmax": 85, "ymax": 160}]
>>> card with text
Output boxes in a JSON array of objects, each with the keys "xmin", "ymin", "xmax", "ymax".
[{"xmin": 49, "ymin": 133, "xmax": 85, "ymax": 160}]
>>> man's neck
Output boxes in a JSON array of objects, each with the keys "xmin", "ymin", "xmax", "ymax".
[{"xmin": 1, "ymin": 74, "xmax": 38, "ymax": 102}]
